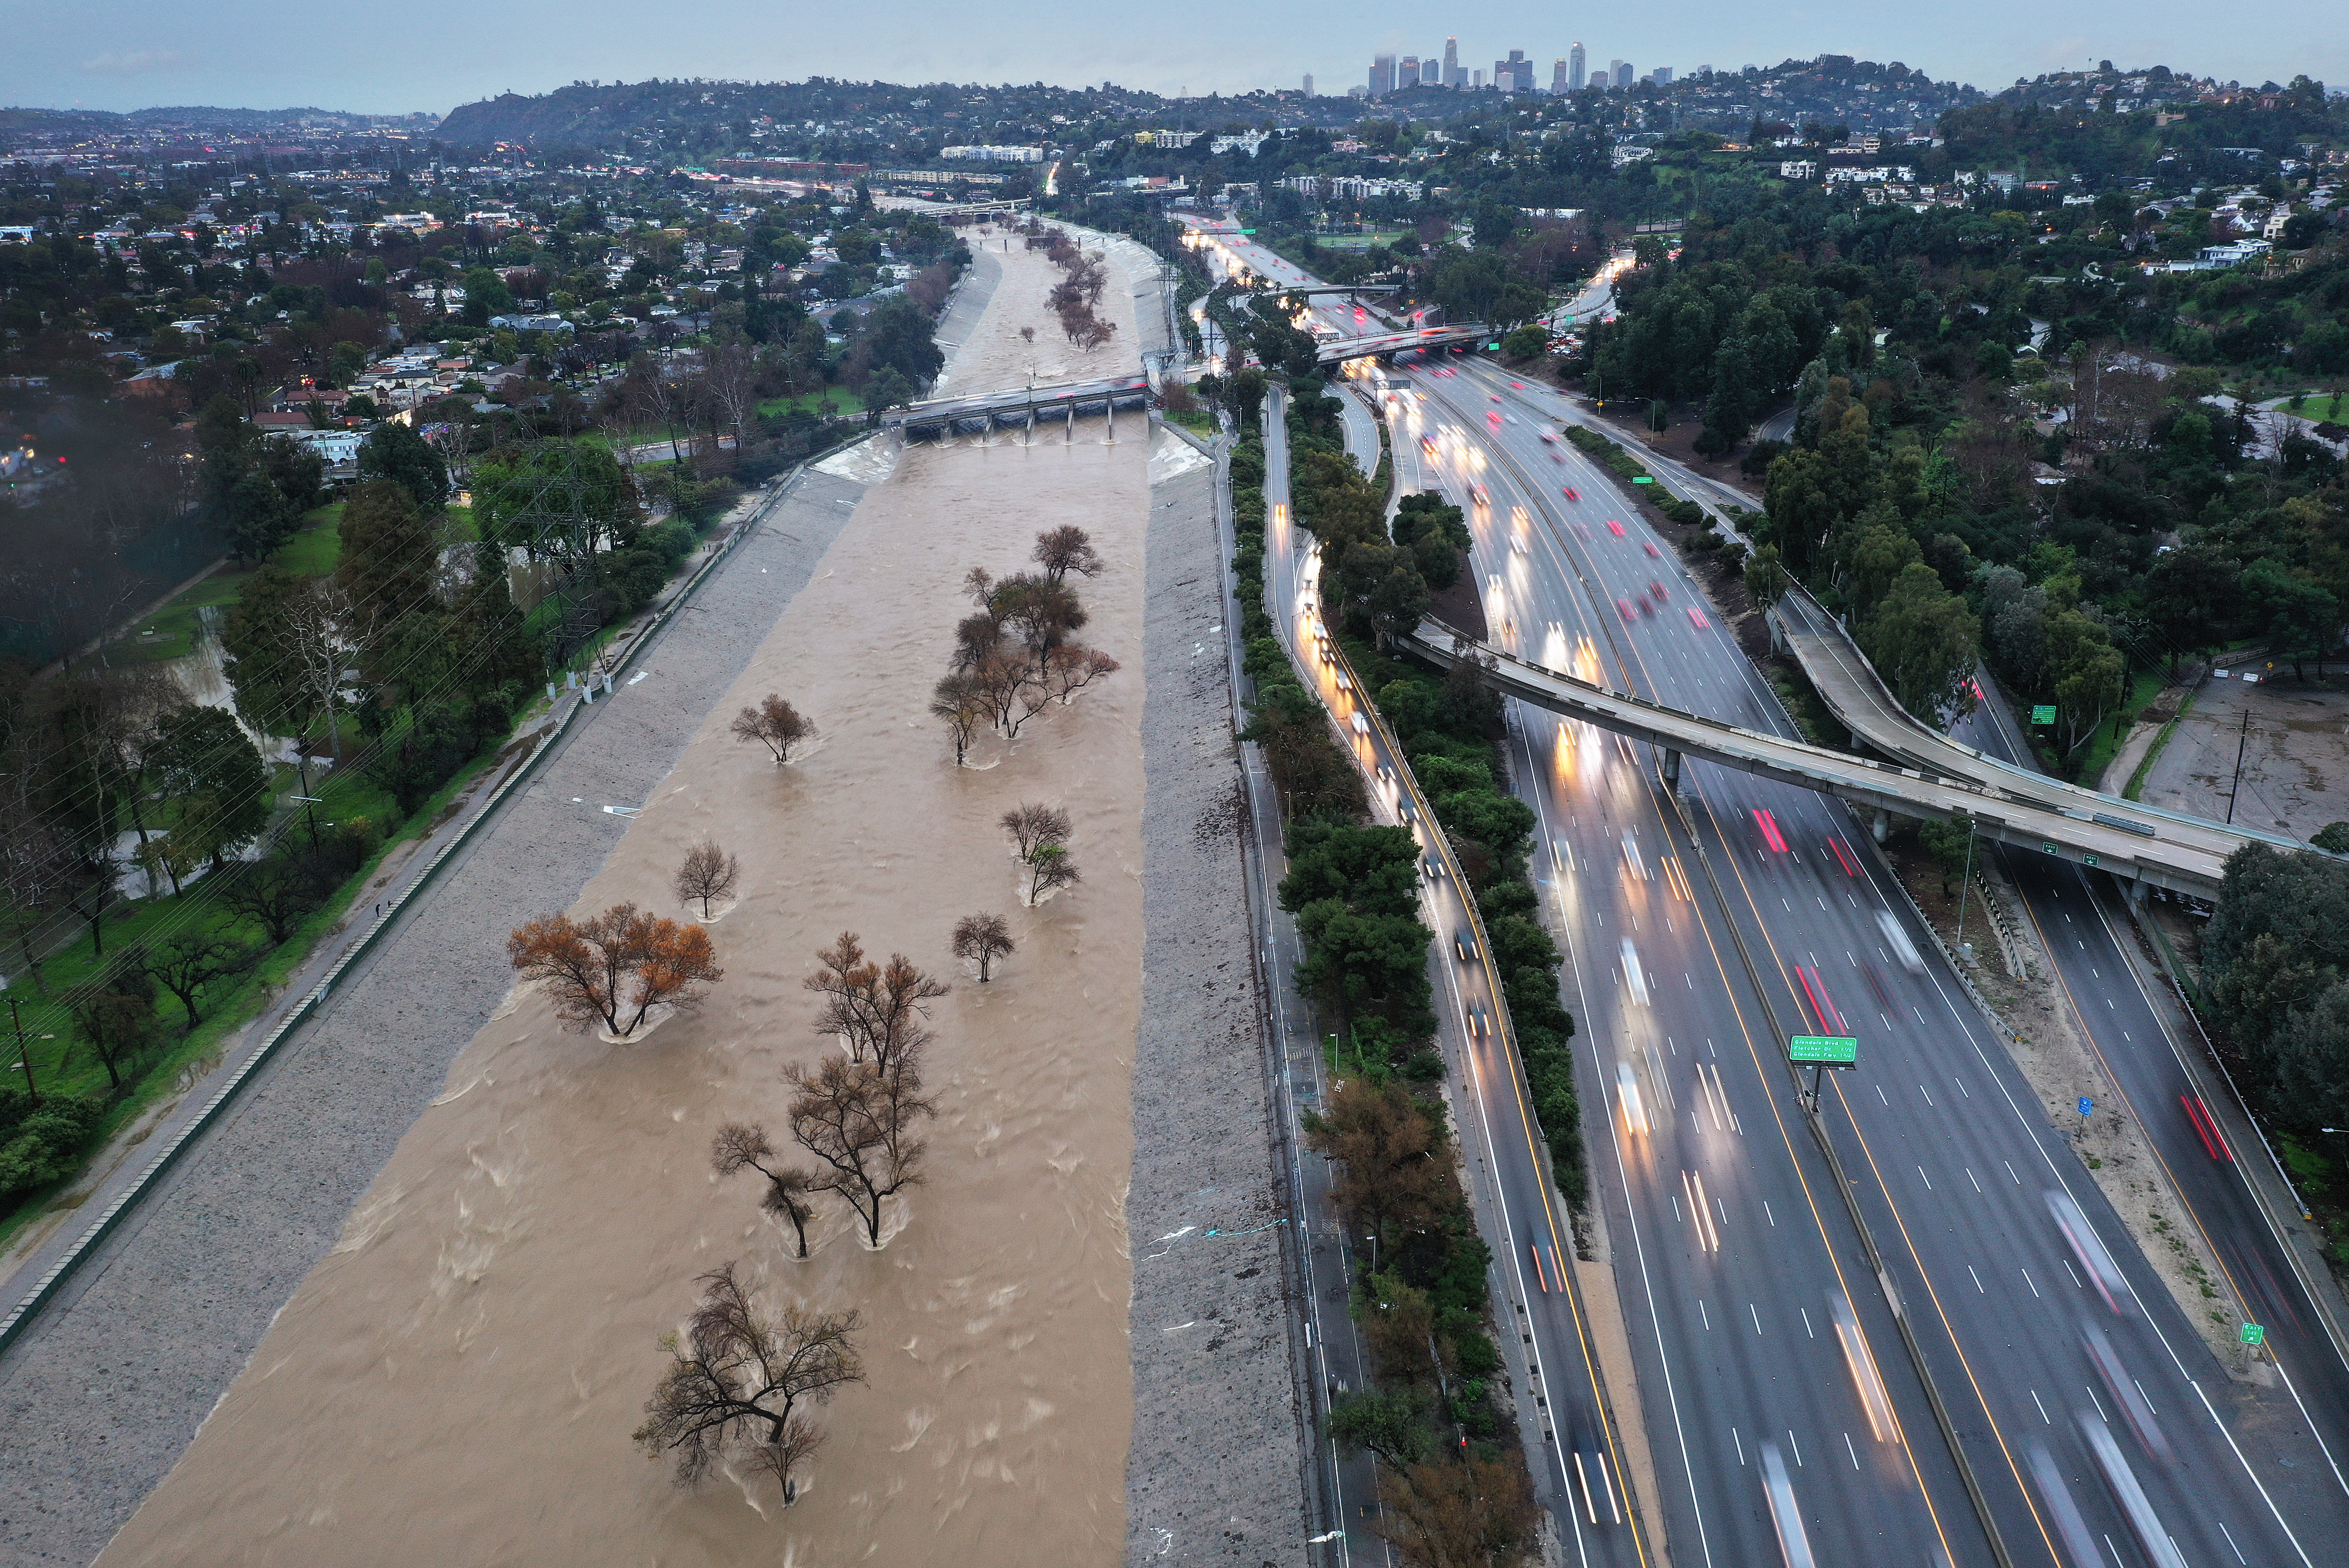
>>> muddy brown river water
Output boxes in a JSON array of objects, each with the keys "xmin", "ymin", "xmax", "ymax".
[{"xmin": 100, "ymin": 240, "xmax": 1155, "ymax": 1566}]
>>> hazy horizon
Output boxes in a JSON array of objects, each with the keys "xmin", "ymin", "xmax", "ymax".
[{"xmin": 4, "ymin": 0, "xmax": 2343, "ymax": 119}]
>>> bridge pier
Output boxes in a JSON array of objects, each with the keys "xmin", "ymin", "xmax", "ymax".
[
  {"xmin": 1872, "ymin": 807, "xmax": 1890, "ymax": 845},
  {"xmin": 1660, "ymin": 748, "xmax": 1682, "ymax": 792}
]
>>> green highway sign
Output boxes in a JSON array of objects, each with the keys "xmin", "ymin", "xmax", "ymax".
[
  {"xmin": 1632, "ymin": 475, "xmax": 1655, "ymax": 484},
  {"xmin": 2241, "ymin": 1322, "xmax": 2266, "ymax": 1347},
  {"xmin": 2031, "ymin": 704, "xmax": 2057, "ymax": 725},
  {"xmin": 2043, "ymin": 842, "xmax": 2059, "ymax": 855},
  {"xmin": 2084, "ymin": 853, "xmax": 2100, "ymax": 868},
  {"xmin": 1789, "ymin": 1035, "xmax": 1858, "ymax": 1065}
]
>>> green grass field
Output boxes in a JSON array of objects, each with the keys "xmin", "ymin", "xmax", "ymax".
[
  {"xmin": 757, "ymin": 387, "xmax": 866, "ymax": 418},
  {"xmin": 0, "ymin": 724, "xmax": 518, "ymax": 1251}
]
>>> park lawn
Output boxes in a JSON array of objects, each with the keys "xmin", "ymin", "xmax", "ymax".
[
  {"xmin": 108, "ymin": 503, "xmax": 345, "ymax": 665},
  {"xmin": 757, "ymin": 386, "xmax": 866, "ymax": 418},
  {"xmin": 2066, "ymin": 665, "xmax": 2170, "ymax": 788},
  {"xmin": 0, "ymin": 720, "xmax": 522, "ymax": 1252},
  {"xmin": 442, "ymin": 505, "xmax": 480, "ymax": 543}
]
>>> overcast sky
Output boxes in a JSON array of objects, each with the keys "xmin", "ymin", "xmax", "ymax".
[{"xmin": 8, "ymin": 1, "xmax": 2342, "ymax": 116}]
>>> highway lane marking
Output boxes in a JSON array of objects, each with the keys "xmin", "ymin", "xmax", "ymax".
[
  {"xmin": 1967, "ymin": 1169, "xmax": 1982, "ymax": 1193},
  {"xmin": 1800, "ymin": 1306, "xmax": 1814, "ymax": 1338},
  {"xmin": 2031, "ymin": 1389, "xmax": 2051, "ymax": 1424},
  {"xmin": 1955, "ymin": 1076, "xmax": 1971, "ymax": 1099},
  {"xmin": 2219, "ymin": 1520, "xmax": 2248, "ymax": 1564},
  {"xmin": 2022, "ymin": 1269, "xmax": 2040, "ymax": 1298},
  {"xmin": 2085, "ymin": 1384, "xmax": 2108, "ymax": 1424},
  {"xmin": 1698, "ymin": 1299, "xmax": 1710, "ymax": 1330},
  {"xmin": 1732, "ymin": 1426, "xmax": 1744, "ymax": 1464},
  {"xmin": 1968, "ymin": 1266, "xmax": 1985, "ymax": 1293},
  {"xmin": 1786, "ymin": 1429, "xmax": 1804, "ymax": 1466},
  {"xmin": 1763, "ymin": 1200, "xmax": 1776, "ymax": 1226},
  {"xmin": 1847, "ymin": 1432, "xmax": 1863, "ymax": 1470},
  {"xmin": 1919, "ymin": 1083, "xmax": 1936, "ymax": 1108},
  {"xmin": 1918, "ymin": 1166, "xmax": 1933, "ymax": 1190},
  {"xmin": 1751, "ymin": 1302, "xmax": 1765, "ymax": 1334},
  {"xmin": 2004, "ymin": 1161, "xmax": 2022, "ymax": 1184}
]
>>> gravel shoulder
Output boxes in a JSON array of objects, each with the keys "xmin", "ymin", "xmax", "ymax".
[
  {"xmin": 0, "ymin": 471, "xmax": 870, "ymax": 1567},
  {"xmin": 1124, "ymin": 435, "xmax": 1311, "ymax": 1564}
]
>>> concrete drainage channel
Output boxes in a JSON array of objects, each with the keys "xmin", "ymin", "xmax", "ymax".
[{"xmin": 0, "ymin": 447, "xmax": 855, "ymax": 1358}]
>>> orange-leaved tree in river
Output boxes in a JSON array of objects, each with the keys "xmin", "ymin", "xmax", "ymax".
[{"xmin": 508, "ymin": 903, "xmax": 724, "ymax": 1037}]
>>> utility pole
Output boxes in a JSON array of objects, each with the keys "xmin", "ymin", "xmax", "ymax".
[
  {"xmin": 2226, "ymin": 706, "xmax": 2252, "ymax": 824},
  {"xmin": 10, "ymin": 998, "xmax": 33, "ymax": 1106},
  {"xmin": 1953, "ymin": 820, "xmax": 1981, "ymax": 960}
]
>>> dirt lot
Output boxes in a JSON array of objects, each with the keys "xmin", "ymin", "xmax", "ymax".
[{"xmin": 2135, "ymin": 669, "xmax": 2349, "ymax": 842}]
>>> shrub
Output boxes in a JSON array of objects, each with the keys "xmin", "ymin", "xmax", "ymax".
[{"xmin": 0, "ymin": 1091, "xmax": 106, "ymax": 1202}]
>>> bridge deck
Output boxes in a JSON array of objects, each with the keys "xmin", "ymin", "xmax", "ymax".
[
  {"xmin": 1403, "ymin": 617, "xmax": 2233, "ymax": 896},
  {"xmin": 1772, "ymin": 588, "xmax": 2293, "ymax": 873},
  {"xmin": 880, "ymin": 373, "xmax": 1153, "ymax": 435}
]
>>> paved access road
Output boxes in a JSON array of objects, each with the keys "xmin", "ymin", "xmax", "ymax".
[{"xmin": 1380, "ymin": 350, "xmax": 2343, "ymax": 1568}]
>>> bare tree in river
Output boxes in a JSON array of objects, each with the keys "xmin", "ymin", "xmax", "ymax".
[
  {"xmin": 674, "ymin": 839, "xmax": 741, "ymax": 918},
  {"xmin": 786, "ymin": 1053, "xmax": 936, "ymax": 1247},
  {"xmin": 929, "ymin": 672, "xmax": 987, "ymax": 765},
  {"xmin": 1000, "ymin": 802, "xmax": 1072, "ymax": 860},
  {"xmin": 731, "ymin": 695, "xmax": 814, "ymax": 762},
  {"xmin": 1032, "ymin": 525, "xmax": 1103, "ymax": 583},
  {"xmin": 951, "ymin": 912, "xmax": 1015, "ymax": 981},
  {"xmin": 632, "ymin": 1262, "xmax": 862, "ymax": 1503},
  {"xmin": 711, "ymin": 1122, "xmax": 819, "ymax": 1259},
  {"xmin": 802, "ymin": 931, "xmax": 948, "ymax": 1076}
]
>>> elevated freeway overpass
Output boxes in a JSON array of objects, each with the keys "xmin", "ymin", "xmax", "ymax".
[
  {"xmin": 1317, "ymin": 325, "xmax": 1486, "ymax": 365},
  {"xmin": 1401, "ymin": 615, "xmax": 2247, "ymax": 897}
]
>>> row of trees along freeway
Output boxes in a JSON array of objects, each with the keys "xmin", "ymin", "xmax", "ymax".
[{"xmin": 1218, "ymin": 381, "xmax": 1571, "ymax": 1561}]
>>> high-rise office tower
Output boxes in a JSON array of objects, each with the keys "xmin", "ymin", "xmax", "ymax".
[
  {"xmin": 1399, "ymin": 56, "xmax": 1418, "ymax": 89},
  {"xmin": 1607, "ymin": 59, "xmax": 1624, "ymax": 88},
  {"xmin": 1614, "ymin": 61, "xmax": 1634, "ymax": 89},
  {"xmin": 1370, "ymin": 54, "xmax": 1395, "ymax": 96},
  {"xmin": 1421, "ymin": 56, "xmax": 1441, "ymax": 85},
  {"xmin": 1551, "ymin": 58, "xmax": 1571, "ymax": 94},
  {"xmin": 1472, "ymin": 68, "xmax": 1484, "ymax": 89},
  {"xmin": 1569, "ymin": 43, "xmax": 1586, "ymax": 91},
  {"xmin": 1492, "ymin": 49, "xmax": 1528, "ymax": 93},
  {"xmin": 1302, "ymin": 73, "xmax": 1314, "ymax": 97},
  {"xmin": 1653, "ymin": 66, "xmax": 1673, "ymax": 84},
  {"xmin": 1443, "ymin": 37, "xmax": 1459, "ymax": 88}
]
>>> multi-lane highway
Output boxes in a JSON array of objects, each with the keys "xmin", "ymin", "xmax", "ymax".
[
  {"xmin": 1386, "ymin": 350, "xmax": 2344, "ymax": 1567},
  {"xmin": 1190, "ymin": 223, "xmax": 2349, "ymax": 1565}
]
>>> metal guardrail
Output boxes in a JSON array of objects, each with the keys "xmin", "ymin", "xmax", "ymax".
[{"xmin": 0, "ymin": 450, "xmax": 841, "ymax": 1359}]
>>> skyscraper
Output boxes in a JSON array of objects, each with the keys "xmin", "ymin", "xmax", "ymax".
[
  {"xmin": 1493, "ymin": 49, "xmax": 1529, "ymax": 93},
  {"xmin": 1551, "ymin": 58, "xmax": 1571, "ymax": 94},
  {"xmin": 1569, "ymin": 43, "xmax": 1586, "ymax": 91},
  {"xmin": 1400, "ymin": 56, "xmax": 1418, "ymax": 90},
  {"xmin": 1421, "ymin": 57, "xmax": 1441, "ymax": 86},
  {"xmin": 1652, "ymin": 66, "xmax": 1673, "ymax": 85},
  {"xmin": 1443, "ymin": 37, "xmax": 1460, "ymax": 89},
  {"xmin": 1614, "ymin": 61, "xmax": 1634, "ymax": 90},
  {"xmin": 1607, "ymin": 59, "xmax": 1624, "ymax": 88},
  {"xmin": 1302, "ymin": 73, "xmax": 1314, "ymax": 97},
  {"xmin": 1370, "ymin": 54, "xmax": 1395, "ymax": 96}
]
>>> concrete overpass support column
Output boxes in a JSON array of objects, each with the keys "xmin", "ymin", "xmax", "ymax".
[
  {"xmin": 1872, "ymin": 807, "xmax": 1890, "ymax": 845},
  {"xmin": 2127, "ymin": 877, "xmax": 2146, "ymax": 907},
  {"xmin": 1106, "ymin": 400, "xmax": 1116, "ymax": 443},
  {"xmin": 1660, "ymin": 748, "xmax": 1682, "ymax": 791}
]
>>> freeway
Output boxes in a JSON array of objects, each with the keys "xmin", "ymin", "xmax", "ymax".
[
  {"xmin": 1380, "ymin": 349, "xmax": 2342, "ymax": 1566},
  {"xmin": 1263, "ymin": 392, "xmax": 1657, "ymax": 1568}
]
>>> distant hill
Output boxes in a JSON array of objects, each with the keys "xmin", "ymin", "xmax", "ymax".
[{"xmin": 0, "ymin": 104, "xmax": 436, "ymax": 144}]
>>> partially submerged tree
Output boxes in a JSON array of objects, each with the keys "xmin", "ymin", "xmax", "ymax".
[
  {"xmin": 1026, "ymin": 841, "xmax": 1078, "ymax": 905},
  {"xmin": 633, "ymin": 1262, "xmax": 863, "ymax": 1503},
  {"xmin": 1044, "ymin": 646, "xmax": 1119, "ymax": 705},
  {"xmin": 951, "ymin": 912, "xmax": 1015, "ymax": 981},
  {"xmin": 712, "ymin": 1122, "xmax": 819, "ymax": 1259},
  {"xmin": 1380, "ymin": 1455, "xmax": 1540, "ymax": 1568},
  {"xmin": 802, "ymin": 931, "xmax": 947, "ymax": 1075},
  {"xmin": 506, "ymin": 903, "xmax": 724, "ymax": 1037},
  {"xmin": 1032, "ymin": 525, "xmax": 1104, "ymax": 584},
  {"xmin": 731, "ymin": 695, "xmax": 814, "ymax": 763},
  {"xmin": 1000, "ymin": 802, "xmax": 1072, "ymax": 860},
  {"xmin": 674, "ymin": 839, "xmax": 741, "ymax": 919},
  {"xmin": 930, "ymin": 672, "xmax": 987, "ymax": 765},
  {"xmin": 786, "ymin": 1053, "xmax": 935, "ymax": 1247}
]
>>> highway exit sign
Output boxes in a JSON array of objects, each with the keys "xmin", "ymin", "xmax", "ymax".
[
  {"xmin": 1789, "ymin": 1035, "xmax": 1858, "ymax": 1065},
  {"xmin": 2031, "ymin": 705, "xmax": 2057, "ymax": 725},
  {"xmin": 1632, "ymin": 475, "xmax": 1655, "ymax": 484},
  {"xmin": 2241, "ymin": 1322, "xmax": 2266, "ymax": 1346}
]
